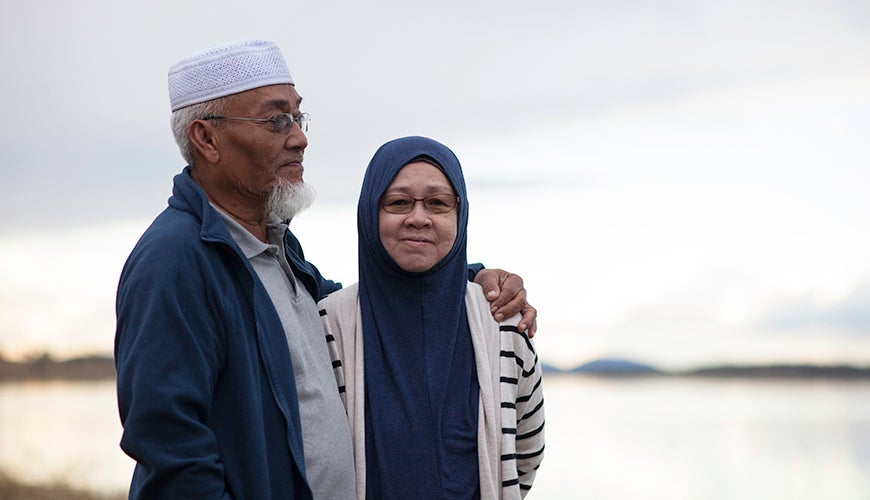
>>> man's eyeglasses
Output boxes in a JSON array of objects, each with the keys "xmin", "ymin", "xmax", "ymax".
[
  {"xmin": 379, "ymin": 194, "xmax": 460, "ymax": 214},
  {"xmin": 201, "ymin": 112, "xmax": 310, "ymax": 134}
]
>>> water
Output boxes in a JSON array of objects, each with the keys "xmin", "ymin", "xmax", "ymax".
[
  {"xmin": 0, "ymin": 380, "xmax": 132, "ymax": 496},
  {"xmin": 1, "ymin": 377, "xmax": 869, "ymax": 499},
  {"xmin": 532, "ymin": 376, "xmax": 870, "ymax": 500}
]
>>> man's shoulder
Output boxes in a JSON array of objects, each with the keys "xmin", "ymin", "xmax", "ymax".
[
  {"xmin": 123, "ymin": 208, "xmax": 226, "ymax": 280},
  {"xmin": 133, "ymin": 209, "xmax": 203, "ymax": 255}
]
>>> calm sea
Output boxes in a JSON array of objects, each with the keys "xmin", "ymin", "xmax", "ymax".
[{"xmin": 1, "ymin": 376, "xmax": 869, "ymax": 499}]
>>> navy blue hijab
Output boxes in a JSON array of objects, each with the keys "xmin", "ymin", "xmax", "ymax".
[{"xmin": 357, "ymin": 136, "xmax": 480, "ymax": 498}]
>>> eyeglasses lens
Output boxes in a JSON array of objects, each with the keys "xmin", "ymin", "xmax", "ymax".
[
  {"xmin": 381, "ymin": 194, "xmax": 457, "ymax": 214},
  {"xmin": 297, "ymin": 113, "xmax": 310, "ymax": 133},
  {"xmin": 273, "ymin": 113, "xmax": 310, "ymax": 133}
]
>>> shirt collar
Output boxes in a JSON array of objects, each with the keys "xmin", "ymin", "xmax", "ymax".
[{"xmin": 211, "ymin": 204, "xmax": 288, "ymax": 259}]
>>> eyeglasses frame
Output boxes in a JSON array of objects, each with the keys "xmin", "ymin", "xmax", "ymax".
[
  {"xmin": 379, "ymin": 194, "xmax": 461, "ymax": 215},
  {"xmin": 201, "ymin": 112, "xmax": 310, "ymax": 134}
]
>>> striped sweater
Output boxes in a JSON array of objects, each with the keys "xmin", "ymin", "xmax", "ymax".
[{"xmin": 318, "ymin": 282, "xmax": 545, "ymax": 499}]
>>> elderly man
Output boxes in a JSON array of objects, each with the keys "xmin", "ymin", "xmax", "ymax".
[{"xmin": 115, "ymin": 39, "xmax": 537, "ymax": 499}]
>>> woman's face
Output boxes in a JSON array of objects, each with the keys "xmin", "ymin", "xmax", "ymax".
[{"xmin": 378, "ymin": 161, "xmax": 458, "ymax": 273}]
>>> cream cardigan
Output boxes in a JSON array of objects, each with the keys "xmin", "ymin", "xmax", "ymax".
[{"xmin": 318, "ymin": 282, "xmax": 545, "ymax": 499}]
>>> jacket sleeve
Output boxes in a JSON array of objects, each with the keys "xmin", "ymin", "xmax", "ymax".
[
  {"xmin": 511, "ymin": 328, "xmax": 545, "ymax": 496},
  {"xmin": 114, "ymin": 236, "xmax": 232, "ymax": 499},
  {"xmin": 283, "ymin": 229, "xmax": 343, "ymax": 300},
  {"xmin": 467, "ymin": 262, "xmax": 485, "ymax": 281}
]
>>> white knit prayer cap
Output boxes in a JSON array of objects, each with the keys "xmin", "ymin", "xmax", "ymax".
[{"xmin": 168, "ymin": 39, "xmax": 295, "ymax": 111}]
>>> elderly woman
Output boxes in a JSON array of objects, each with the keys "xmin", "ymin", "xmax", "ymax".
[{"xmin": 319, "ymin": 136, "xmax": 545, "ymax": 499}]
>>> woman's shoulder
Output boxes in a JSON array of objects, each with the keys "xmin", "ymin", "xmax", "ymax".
[
  {"xmin": 466, "ymin": 281, "xmax": 487, "ymax": 302},
  {"xmin": 318, "ymin": 282, "xmax": 359, "ymax": 308},
  {"xmin": 465, "ymin": 282, "xmax": 522, "ymax": 329}
]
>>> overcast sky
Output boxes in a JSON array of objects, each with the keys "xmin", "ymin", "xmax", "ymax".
[{"xmin": 1, "ymin": 0, "xmax": 869, "ymax": 369}]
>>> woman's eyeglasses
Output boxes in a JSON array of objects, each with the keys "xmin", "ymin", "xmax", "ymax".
[{"xmin": 379, "ymin": 194, "xmax": 460, "ymax": 214}]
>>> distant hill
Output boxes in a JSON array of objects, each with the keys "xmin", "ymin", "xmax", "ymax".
[
  {"xmin": 571, "ymin": 358, "xmax": 662, "ymax": 375},
  {"xmin": 540, "ymin": 362, "xmax": 564, "ymax": 374}
]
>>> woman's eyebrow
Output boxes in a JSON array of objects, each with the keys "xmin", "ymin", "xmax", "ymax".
[{"xmin": 384, "ymin": 183, "xmax": 454, "ymax": 194}]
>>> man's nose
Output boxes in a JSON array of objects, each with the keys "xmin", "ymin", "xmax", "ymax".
[{"xmin": 284, "ymin": 122, "xmax": 308, "ymax": 149}]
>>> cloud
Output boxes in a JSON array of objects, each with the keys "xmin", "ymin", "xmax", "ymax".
[
  {"xmin": 759, "ymin": 282, "xmax": 870, "ymax": 335},
  {"xmin": 2, "ymin": 0, "xmax": 869, "ymax": 371}
]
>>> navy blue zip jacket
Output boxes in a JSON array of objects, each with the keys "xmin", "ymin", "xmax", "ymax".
[{"xmin": 115, "ymin": 167, "xmax": 340, "ymax": 499}]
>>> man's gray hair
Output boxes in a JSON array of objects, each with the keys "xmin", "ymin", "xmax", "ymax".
[{"xmin": 170, "ymin": 97, "xmax": 229, "ymax": 167}]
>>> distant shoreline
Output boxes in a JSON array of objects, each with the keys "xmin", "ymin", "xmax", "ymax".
[
  {"xmin": 542, "ymin": 359, "xmax": 870, "ymax": 379},
  {"xmin": 3, "ymin": 353, "xmax": 870, "ymax": 382},
  {"xmin": 542, "ymin": 366, "xmax": 870, "ymax": 380},
  {"xmin": 0, "ymin": 354, "xmax": 116, "ymax": 382}
]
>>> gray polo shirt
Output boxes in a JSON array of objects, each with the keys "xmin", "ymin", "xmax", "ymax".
[{"xmin": 216, "ymin": 208, "xmax": 356, "ymax": 499}]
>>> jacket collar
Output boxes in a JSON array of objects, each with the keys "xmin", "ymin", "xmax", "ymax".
[{"xmin": 168, "ymin": 166, "xmax": 240, "ymax": 246}]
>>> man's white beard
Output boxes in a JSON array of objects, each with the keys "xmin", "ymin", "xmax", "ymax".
[{"xmin": 268, "ymin": 179, "xmax": 317, "ymax": 221}]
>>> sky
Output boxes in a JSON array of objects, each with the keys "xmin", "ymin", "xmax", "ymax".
[{"xmin": 1, "ymin": 0, "xmax": 869, "ymax": 370}]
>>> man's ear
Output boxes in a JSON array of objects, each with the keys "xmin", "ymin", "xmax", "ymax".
[{"xmin": 189, "ymin": 120, "xmax": 221, "ymax": 164}]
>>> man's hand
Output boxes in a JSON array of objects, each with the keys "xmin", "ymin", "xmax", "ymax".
[{"xmin": 474, "ymin": 268, "xmax": 538, "ymax": 337}]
